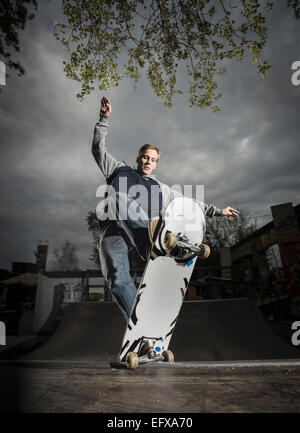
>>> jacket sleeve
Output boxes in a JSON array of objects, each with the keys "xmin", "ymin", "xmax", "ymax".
[
  {"xmin": 201, "ymin": 202, "xmax": 223, "ymax": 217},
  {"xmin": 91, "ymin": 115, "xmax": 124, "ymax": 178}
]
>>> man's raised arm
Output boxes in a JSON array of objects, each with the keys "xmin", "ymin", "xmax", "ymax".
[
  {"xmin": 199, "ymin": 202, "xmax": 239, "ymax": 219},
  {"xmin": 167, "ymin": 186, "xmax": 239, "ymax": 220},
  {"xmin": 91, "ymin": 97, "xmax": 124, "ymax": 179}
]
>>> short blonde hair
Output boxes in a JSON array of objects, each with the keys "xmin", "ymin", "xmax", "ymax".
[{"xmin": 138, "ymin": 144, "xmax": 160, "ymax": 160}]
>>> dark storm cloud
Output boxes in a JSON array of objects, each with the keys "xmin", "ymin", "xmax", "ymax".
[
  {"xmin": 0, "ymin": 1, "xmax": 98, "ymax": 268},
  {"xmin": 0, "ymin": 1, "xmax": 299, "ymax": 270}
]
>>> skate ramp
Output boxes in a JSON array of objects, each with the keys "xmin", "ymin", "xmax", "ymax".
[
  {"xmin": 22, "ymin": 302, "xmax": 125, "ymax": 362},
  {"xmin": 173, "ymin": 299, "xmax": 300, "ymax": 361},
  {"xmin": 22, "ymin": 299, "xmax": 300, "ymax": 362}
]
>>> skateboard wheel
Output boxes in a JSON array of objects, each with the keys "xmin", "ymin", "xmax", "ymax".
[
  {"xmin": 199, "ymin": 244, "xmax": 210, "ymax": 259},
  {"xmin": 162, "ymin": 350, "xmax": 174, "ymax": 363},
  {"xmin": 125, "ymin": 352, "xmax": 139, "ymax": 369},
  {"xmin": 165, "ymin": 232, "xmax": 177, "ymax": 249}
]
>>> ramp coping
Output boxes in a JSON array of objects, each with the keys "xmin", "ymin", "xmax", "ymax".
[{"xmin": 1, "ymin": 359, "xmax": 300, "ymax": 369}]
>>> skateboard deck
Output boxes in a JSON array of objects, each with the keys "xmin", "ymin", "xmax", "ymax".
[{"xmin": 118, "ymin": 197, "xmax": 207, "ymax": 368}]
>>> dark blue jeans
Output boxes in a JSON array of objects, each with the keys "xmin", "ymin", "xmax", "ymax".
[{"xmin": 98, "ymin": 193, "xmax": 152, "ymax": 321}]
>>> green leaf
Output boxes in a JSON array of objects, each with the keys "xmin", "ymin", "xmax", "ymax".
[{"xmin": 55, "ymin": 0, "xmax": 274, "ymax": 112}]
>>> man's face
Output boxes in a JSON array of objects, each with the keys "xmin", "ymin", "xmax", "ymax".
[{"xmin": 136, "ymin": 149, "xmax": 159, "ymax": 175}]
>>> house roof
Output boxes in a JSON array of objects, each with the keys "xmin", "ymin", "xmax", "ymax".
[{"xmin": 0, "ymin": 273, "xmax": 38, "ymax": 286}]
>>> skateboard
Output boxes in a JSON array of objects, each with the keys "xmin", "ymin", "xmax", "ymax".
[{"xmin": 118, "ymin": 196, "xmax": 210, "ymax": 369}]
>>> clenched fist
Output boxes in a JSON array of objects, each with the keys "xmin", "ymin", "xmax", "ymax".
[{"xmin": 100, "ymin": 96, "xmax": 112, "ymax": 118}]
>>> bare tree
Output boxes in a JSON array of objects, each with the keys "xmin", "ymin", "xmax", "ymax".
[
  {"xmin": 204, "ymin": 209, "xmax": 258, "ymax": 248},
  {"xmin": 49, "ymin": 240, "xmax": 80, "ymax": 271}
]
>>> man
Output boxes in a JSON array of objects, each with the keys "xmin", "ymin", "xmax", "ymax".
[{"xmin": 92, "ymin": 97, "xmax": 239, "ymax": 321}]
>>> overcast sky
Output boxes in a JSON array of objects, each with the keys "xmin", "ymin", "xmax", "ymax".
[{"xmin": 0, "ymin": 1, "xmax": 299, "ymax": 272}]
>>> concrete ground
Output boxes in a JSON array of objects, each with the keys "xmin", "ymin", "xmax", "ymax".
[
  {"xmin": 1, "ymin": 301, "xmax": 300, "ymax": 416},
  {"xmin": 0, "ymin": 360, "xmax": 300, "ymax": 414}
]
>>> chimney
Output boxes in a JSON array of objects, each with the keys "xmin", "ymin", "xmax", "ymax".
[{"xmin": 35, "ymin": 240, "xmax": 49, "ymax": 272}]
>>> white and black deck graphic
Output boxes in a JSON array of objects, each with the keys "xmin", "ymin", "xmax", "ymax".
[{"xmin": 118, "ymin": 197, "xmax": 206, "ymax": 363}]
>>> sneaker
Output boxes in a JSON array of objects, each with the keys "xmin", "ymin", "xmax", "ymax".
[
  {"xmin": 139, "ymin": 339, "xmax": 150, "ymax": 356},
  {"xmin": 139, "ymin": 339, "xmax": 156, "ymax": 359},
  {"xmin": 148, "ymin": 216, "xmax": 162, "ymax": 245}
]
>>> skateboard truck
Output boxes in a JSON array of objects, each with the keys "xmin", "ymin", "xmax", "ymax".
[
  {"xmin": 139, "ymin": 339, "xmax": 156, "ymax": 359},
  {"xmin": 164, "ymin": 232, "xmax": 210, "ymax": 259},
  {"xmin": 125, "ymin": 338, "xmax": 175, "ymax": 369}
]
